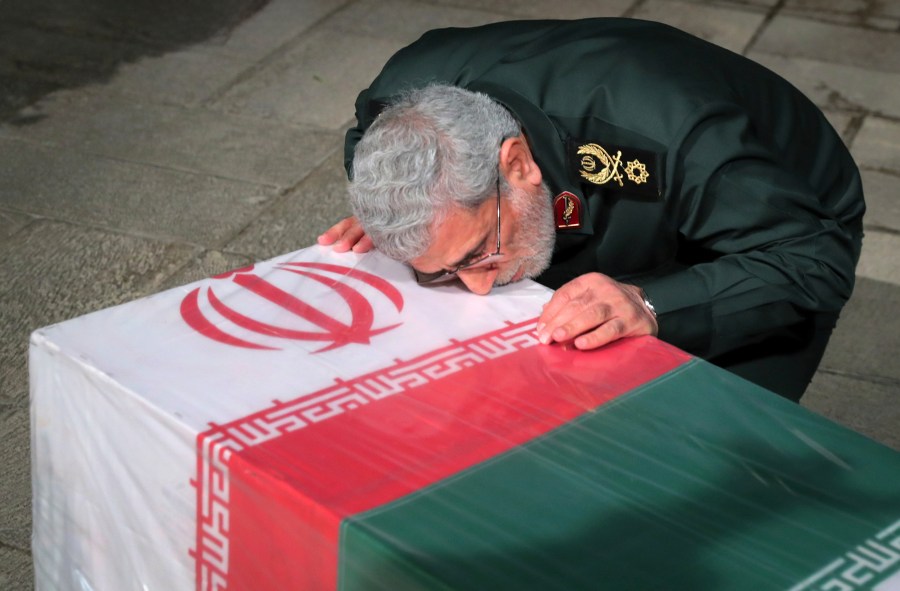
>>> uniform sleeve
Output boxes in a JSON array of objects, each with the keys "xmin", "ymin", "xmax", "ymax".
[{"xmin": 639, "ymin": 102, "xmax": 862, "ymax": 359}]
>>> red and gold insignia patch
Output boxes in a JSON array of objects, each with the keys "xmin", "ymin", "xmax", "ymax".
[{"xmin": 553, "ymin": 191, "xmax": 582, "ymax": 229}]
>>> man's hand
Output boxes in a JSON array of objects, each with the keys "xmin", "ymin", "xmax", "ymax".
[
  {"xmin": 317, "ymin": 216, "xmax": 374, "ymax": 253},
  {"xmin": 537, "ymin": 273, "xmax": 658, "ymax": 349}
]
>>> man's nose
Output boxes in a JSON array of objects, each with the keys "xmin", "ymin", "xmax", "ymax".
[{"xmin": 457, "ymin": 267, "xmax": 498, "ymax": 295}]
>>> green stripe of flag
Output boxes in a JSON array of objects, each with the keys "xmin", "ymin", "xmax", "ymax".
[{"xmin": 339, "ymin": 360, "xmax": 900, "ymax": 590}]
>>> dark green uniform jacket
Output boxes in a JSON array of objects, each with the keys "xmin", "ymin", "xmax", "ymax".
[{"xmin": 344, "ymin": 19, "xmax": 865, "ymax": 400}]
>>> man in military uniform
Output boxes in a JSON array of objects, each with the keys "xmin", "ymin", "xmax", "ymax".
[{"xmin": 318, "ymin": 19, "xmax": 865, "ymax": 401}]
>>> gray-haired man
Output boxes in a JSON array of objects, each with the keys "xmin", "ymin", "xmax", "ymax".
[{"xmin": 319, "ymin": 19, "xmax": 865, "ymax": 401}]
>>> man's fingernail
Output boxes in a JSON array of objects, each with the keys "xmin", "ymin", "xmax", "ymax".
[{"xmin": 536, "ymin": 322, "xmax": 545, "ymax": 334}]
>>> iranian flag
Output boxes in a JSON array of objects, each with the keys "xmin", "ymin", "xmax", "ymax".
[{"xmin": 30, "ymin": 247, "xmax": 900, "ymax": 591}]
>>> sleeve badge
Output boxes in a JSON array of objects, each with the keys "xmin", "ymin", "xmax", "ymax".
[{"xmin": 567, "ymin": 139, "xmax": 663, "ymax": 199}]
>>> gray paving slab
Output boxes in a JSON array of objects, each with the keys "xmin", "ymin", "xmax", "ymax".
[
  {"xmin": 856, "ymin": 231, "xmax": 900, "ymax": 286},
  {"xmin": 226, "ymin": 150, "xmax": 354, "ymax": 260},
  {"xmin": 192, "ymin": 0, "xmax": 353, "ymax": 61},
  {"xmin": 704, "ymin": 0, "xmax": 779, "ymax": 6},
  {"xmin": 861, "ymin": 169, "xmax": 900, "ymax": 232},
  {"xmin": 749, "ymin": 16, "xmax": 900, "ymax": 118},
  {"xmin": 817, "ymin": 276, "xmax": 900, "ymax": 383},
  {"xmin": 729, "ymin": 0, "xmax": 779, "ymax": 6},
  {"xmin": 852, "ymin": 115, "xmax": 900, "ymax": 174},
  {"xmin": 749, "ymin": 52, "xmax": 900, "ymax": 118},
  {"xmin": 323, "ymin": 0, "xmax": 511, "ymax": 44},
  {"xmin": 0, "ymin": 210, "xmax": 34, "ymax": 242},
  {"xmin": 0, "ymin": 23, "xmax": 145, "ymax": 88},
  {"xmin": 397, "ymin": 0, "xmax": 634, "ymax": 19},
  {"xmin": 0, "ymin": 0, "xmax": 271, "ymax": 123},
  {"xmin": 71, "ymin": 1, "xmax": 355, "ymax": 109},
  {"xmin": 0, "ymin": 543, "xmax": 32, "ymax": 591},
  {"xmin": 0, "ymin": 137, "xmax": 277, "ymax": 246},
  {"xmin": 753, "ymin": 15, "xmax": 900, "ymax": 71},
  {"xmin": 210, "ymin": 0, "xmax": 646, "ymax": 131},
  {"xmin": 783, "ymin": 0, "xmax": 900, "ymax": 27},
  {"xmin": 75, "ymin": 49, "xmax": 259, "ymax": 109},
  {"xmin": 0, "ymin": 0, "xmax": 268, "ymax": 49},
  {"xmin": 0, "ymin": 74, "xmax": 60, "ymax": 124},
  {"xmin": 632, "ymin": 0, "xmax": 766, "ymax": 53},
  {"xmin": 0, "ymin": 95, "xmax": 340, "ymax": 188},
  {"xmin": 802, "ymin": 371, "xmax": 900, "ymax": 451},
  {"xmin": 157, "ymin": 249, "xmax": 257, "ymax": 292},
  {"xmin": 211, "ymin": 27, "xmax": 405, "ymax": 130},
  {"xmin": 0, "ymin": 220, "xmax": 198, "ymax": 404},
  {"xmin": 0, "ymin": 404, "xmax": 31, "ymax": 553}
]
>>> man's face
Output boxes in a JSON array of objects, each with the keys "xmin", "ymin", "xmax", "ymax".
[{"xmin": 409, "ymin": 182, "xmax": 555, "ymax": 295}]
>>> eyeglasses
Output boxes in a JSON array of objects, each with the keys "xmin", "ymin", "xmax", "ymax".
[{"xmin": 413, "ymin": 176, "xmax": 503, "ymax": 285}]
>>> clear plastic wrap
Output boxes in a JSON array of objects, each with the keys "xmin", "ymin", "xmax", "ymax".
[{"xmin": 30, "ymin": 246, "xmax": 900, "ymax": 590}]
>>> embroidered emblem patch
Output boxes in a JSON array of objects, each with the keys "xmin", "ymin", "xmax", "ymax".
[
  {"xmin": 567, "ymin": 139, "xmax": 662, "ymax": 199},
  {"xmin": 553, "ymin": 191, "xmax": 582, "ymax": 229},
  {"xmin": 577, "ymin": 143, "xmax": 627, "ymax": 186}
]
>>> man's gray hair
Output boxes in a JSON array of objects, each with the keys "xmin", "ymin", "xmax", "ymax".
[{"xmin": 348, "ymin": 84, "xmax": 521, "ymax": 261}]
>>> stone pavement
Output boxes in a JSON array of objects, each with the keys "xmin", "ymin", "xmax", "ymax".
[{"xmin": 1, "ymin": 0, "xmax": 898, "ymax": 588}]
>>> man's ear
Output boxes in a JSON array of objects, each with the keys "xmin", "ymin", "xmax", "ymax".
[{"xmin": 499, "ymin": 135, "xmax": 542, "ymax": 188}]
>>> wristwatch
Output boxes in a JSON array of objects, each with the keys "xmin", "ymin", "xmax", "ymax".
[{"xmin": 639, "ymin": 288, "xmax": 657, "ymax": 318}]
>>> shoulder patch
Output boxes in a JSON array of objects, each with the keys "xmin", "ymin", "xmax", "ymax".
[
  {"xmin": 553, "ymin": 191, "xmax": 582, "ymax": 229},
  {"xmin": 567, "ymin": 138, "xmax": 663, "ymax": 199}
]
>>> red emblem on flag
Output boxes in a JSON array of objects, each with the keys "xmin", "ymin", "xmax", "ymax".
[
  {"xmin": 180, "ymin": 262, "xmax": 403, "ymax": 352},
  {"xmin": 553, "ymin": 191, "xmax": 582, "ymax": 229}
]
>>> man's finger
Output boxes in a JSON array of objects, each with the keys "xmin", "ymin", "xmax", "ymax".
[
  {"xmin": 316, "ymin": 230, "xmax": 339, "ymax": 245},
  {"xmin": 317, "ymin": 216, "xmax": 375, "ymax": 253},
  {"xmin": 550, "ymin": 301, "xmax": 616, "ymax": 344},
  {"xmin": 537, "ymin": 282, "xmax": 591, "ymax": 342},
  {"xmin": 573, "ymin": 319, "xmax": 628, "ymax": 350},
  {"xmin": 351, "ymin": 234, "xmax": 374, "ymax": 253},
  {"xmin": 331, "ymin": 225, "xmax": 365, "ymax": 252},
  {"xmin": 538, "ymin": 274, "xmax": 618, "ymax": 343},
  {"xmin": 538, "ymin": 279, "xmax": 584, "ymax": 325},
  {"xmin": 317, "ymin": 217, "xmax": 354, "ymax": 245}
]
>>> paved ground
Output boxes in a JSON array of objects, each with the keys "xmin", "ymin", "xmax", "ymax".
[{"xmin": 1, "ymin": 0, "xmax": 898, "ymax": 588}]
